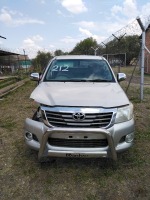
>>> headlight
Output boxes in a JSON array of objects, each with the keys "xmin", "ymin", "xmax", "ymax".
[
  {"xmin": 39, "ymin": 107, "xmax": 52, "ymax": 127},
  {"xmin": 38, "ymin": 107, "xmax": 46, "ymax": 120},
  {"xmin": 115, "ymin": 103, "xmax": 133, "ymax": 123}
]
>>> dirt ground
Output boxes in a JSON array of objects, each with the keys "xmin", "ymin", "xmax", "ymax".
[{"xmin": 0, "ymin": 76, "xmax": 150, "ymax": 200}]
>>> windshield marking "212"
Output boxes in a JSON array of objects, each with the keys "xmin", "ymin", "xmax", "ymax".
[{"xmin": 52, "ymin": 65, "xmax": 69, "ymax": 71}]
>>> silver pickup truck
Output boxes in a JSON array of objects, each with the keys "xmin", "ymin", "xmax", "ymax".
[{"xmin": 24, "ymin": 55, "xmax": 134, "ymax": 161}]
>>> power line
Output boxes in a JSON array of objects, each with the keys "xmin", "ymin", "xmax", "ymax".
[{"xmin": 0, "ymin": 35, "xmax": 6, "ymax": 39}]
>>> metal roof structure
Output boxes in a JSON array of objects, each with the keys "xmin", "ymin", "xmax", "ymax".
[{"xmin": 0, "ymin": 49, "xmax": 20, "ymax": 56}]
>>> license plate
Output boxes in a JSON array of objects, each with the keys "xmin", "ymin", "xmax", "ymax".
[{"xmin": 66, "ymin": 153, "xmax": 88, "ymax": 158}]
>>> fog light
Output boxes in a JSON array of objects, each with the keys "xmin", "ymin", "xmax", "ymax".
[
  {"xmin": 26, "ymin": 132, "xmax": 33, "ymax": 140},
  {"xmin": 125, "ymin": 133, "xmax": 134, "ymax": 143}
]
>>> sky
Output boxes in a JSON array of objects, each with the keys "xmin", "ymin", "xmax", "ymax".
[{"xmin": 0, "ymin": 0, "xmax": 150, "ymax": 58}]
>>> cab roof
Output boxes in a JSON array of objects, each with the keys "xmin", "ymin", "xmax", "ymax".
[{"xmin": 54, "ymin": 55, "xmax": 105, "ymax": 60}]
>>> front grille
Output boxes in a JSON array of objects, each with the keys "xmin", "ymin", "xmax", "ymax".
[
  {"xmin": 45, "ymin": 110, "xmax": 113, "ymax": 128},
  {"xmin": 48, "ymin": 138, "xmax": 108, "ymax": 148}
]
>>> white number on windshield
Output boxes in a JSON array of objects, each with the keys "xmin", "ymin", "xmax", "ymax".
[{"xmin": 52, "ymin": 65, "xmax": 69, "ymax": 71}]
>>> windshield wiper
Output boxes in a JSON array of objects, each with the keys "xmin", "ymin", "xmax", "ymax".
[
  {"xmin": 68, "ymin": 79, "xmax": 89, "ymax": 82},
  {"xmin": 89, "ymin": 79, "xmax": 112, "ymax": 82},
  {"xmin": 46, "ymin": 79, "xmax": 112, "ymax": 82},
  {"xmin": 65, "ymin": 79, "xmax": 112, "ymax": 82}
]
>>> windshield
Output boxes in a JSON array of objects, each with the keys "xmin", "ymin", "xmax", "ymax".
[{"xmin": 44, "ymin": 59, "xmax": 115, "ymax": 82}]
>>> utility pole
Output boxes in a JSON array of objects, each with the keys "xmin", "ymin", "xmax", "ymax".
[
  {"xmin": 23, "ymin": 49, "xmax": 27, "ymax": 73},
  {"xmin": 91, "ymin": 46, "xmax": 99, "ymax": 56}
]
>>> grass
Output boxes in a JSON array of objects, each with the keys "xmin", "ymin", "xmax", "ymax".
[
  {"xmin": 0, "ymin": 117, "xmax": 16, "ymax": 130},
  {"xmin": 0, "ymin": 68, "xmax": 150, "ymax": 200},
  {"xmin": 113, "ymin": 65, "xmax": 150, "ymax": 85},
  {"xmin": 0, "ymin": 73, "xmax": 29, "ymax": 90},
  {"xmin": 0, "ymin": 77, "xmax": 18, "ymax": 89}
]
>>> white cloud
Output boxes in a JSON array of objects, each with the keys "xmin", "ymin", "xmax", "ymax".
[
  {"xmin": 60, "ymin": 36, "xmax": 83, "ymax": 52},
  {"xmin": 23, "ymin": 38, "xmax": 38, "ymax": 48},
  {"xmin": 0, "ymin": 7, "xmax": 45, "ymax": 27},
  {"xmin": 79, "ymin": 27, "xmax": 93, "ymax": 37},
  {"xmin": 0, "ymin": 8, "xmax": 12, "ymax": 24},
  {"xmin": 111, "ymin": 5, "xmax": 122, "ymax": 16},
  {"xmin": 123, "ymin": 0, "xmax": 138, "ymax": 18},
  {"xmin": 111, "ymin": 0, "xmax": 138, "ymax": 18},
  {"xmin": 49, "ymin": 44, "xmax": 55, "ymax": 48},
  {"xmin": 111, "ymin": 0, "xmax": 150, "ymax": 25},
  {"xmin": 103, "ymin": 22, "xmax": 124, "ymax": 34},
  {"xmin": 74, "ymin": 21, "xmax": 98, "ymax": 30},
  {"xmin": 110, "ymin": 0, "xmax": 150, "ymax": 35},
  {"xmin": 57, "ymin": 9, "xmax": 63, "ymax": 15},
  {"xmin": 60, "ymin": 36, "xmax": 79, "ymax": 44},
  {"xmin": 14, "ymin": 19, "xmax": 45, "ymax": 26},
  {"xmin": 21, "ymin": 35, "xmax": 45, "ymax": 58},
  {"xmin": 79, "ymin": 27, "xmax": 104, "ymax": 43},
  {"xmin": 60, "ymin": 0, "xmax": 87, "ymax": 14},
  {"xmin": 56, "ymin": 9, "xmax": 72, "ymax": 17},
  {"xmin": 141, "ymin": 3, "xmax": 150, "ymax": 26},
  {"xmin": 109, "ymin": 0, "xmax": 141, "ymax": 37},
  {"xmin": 141, "ymin": 3, "xmax": 150, "ymax": 17},
  {"xmin": 32, "ymin": 35, "xmax": 44, "ymax": 42},
  {"xmin": 23, "ymin": 35, "xmax": 43, "ymax": 45}
]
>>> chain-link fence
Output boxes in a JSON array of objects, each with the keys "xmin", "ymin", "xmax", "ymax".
[{"xmin": 100, "ymin": 15, "xmax": 150, "ymax": 100}]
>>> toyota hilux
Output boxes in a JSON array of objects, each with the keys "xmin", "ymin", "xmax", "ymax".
[{"xmin": 24, "ymin": 55, "xmax": 134, "ymax": 161}]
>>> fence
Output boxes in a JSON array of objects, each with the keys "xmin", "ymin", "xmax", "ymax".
[{"xmin": 0, "ymin": 54, "xmax": 32, "ymax": 75}]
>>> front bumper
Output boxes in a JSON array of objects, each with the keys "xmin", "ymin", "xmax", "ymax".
[{"xmin": 24, "ymin": 118, "xmax": 134, "ymax": 161}]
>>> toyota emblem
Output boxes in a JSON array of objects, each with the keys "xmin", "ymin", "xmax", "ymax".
[{"xmin": 73, "ymin": 112, "xmax": 85, "ymax": 121}]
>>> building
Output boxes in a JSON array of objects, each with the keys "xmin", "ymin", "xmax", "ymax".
[
  {"xmin": 0, "ymin": 49, "xmax": 20, "ymax": 74},
  {"xmin": 0, "ymin": 49, "xmax": 32, "ymax": 74},
  {"xmin": 16, "ymin": 55, "xmax": 32, "ymax": 71}
]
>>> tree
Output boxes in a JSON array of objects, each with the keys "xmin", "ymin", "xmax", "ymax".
[
  {"xmin": 124, "ymin": 35, "xmax": 140, "ymax": 65},
  {"xmin": 54, "ymin": 49, "xmax": 64, "ymax": 56},
  {"xmin": 32, "ymin": 51, "xmax": 53, "ymax": 71},
  {"xmin": 102, "ymin": 35, "xmax": 140, "ymax": 65},
  {"xmin": 70, "ymin": 37, "xmax": 98, "ymax": 55}
]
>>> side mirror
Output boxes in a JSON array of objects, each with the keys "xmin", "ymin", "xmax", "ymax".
[
  {"xmin": 30, "ymin": 73, "xmax": 40, "ymax": 81},
  {"xmin": 117, "ymin": 73, "xmax": 126, "ymax": 82}
]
